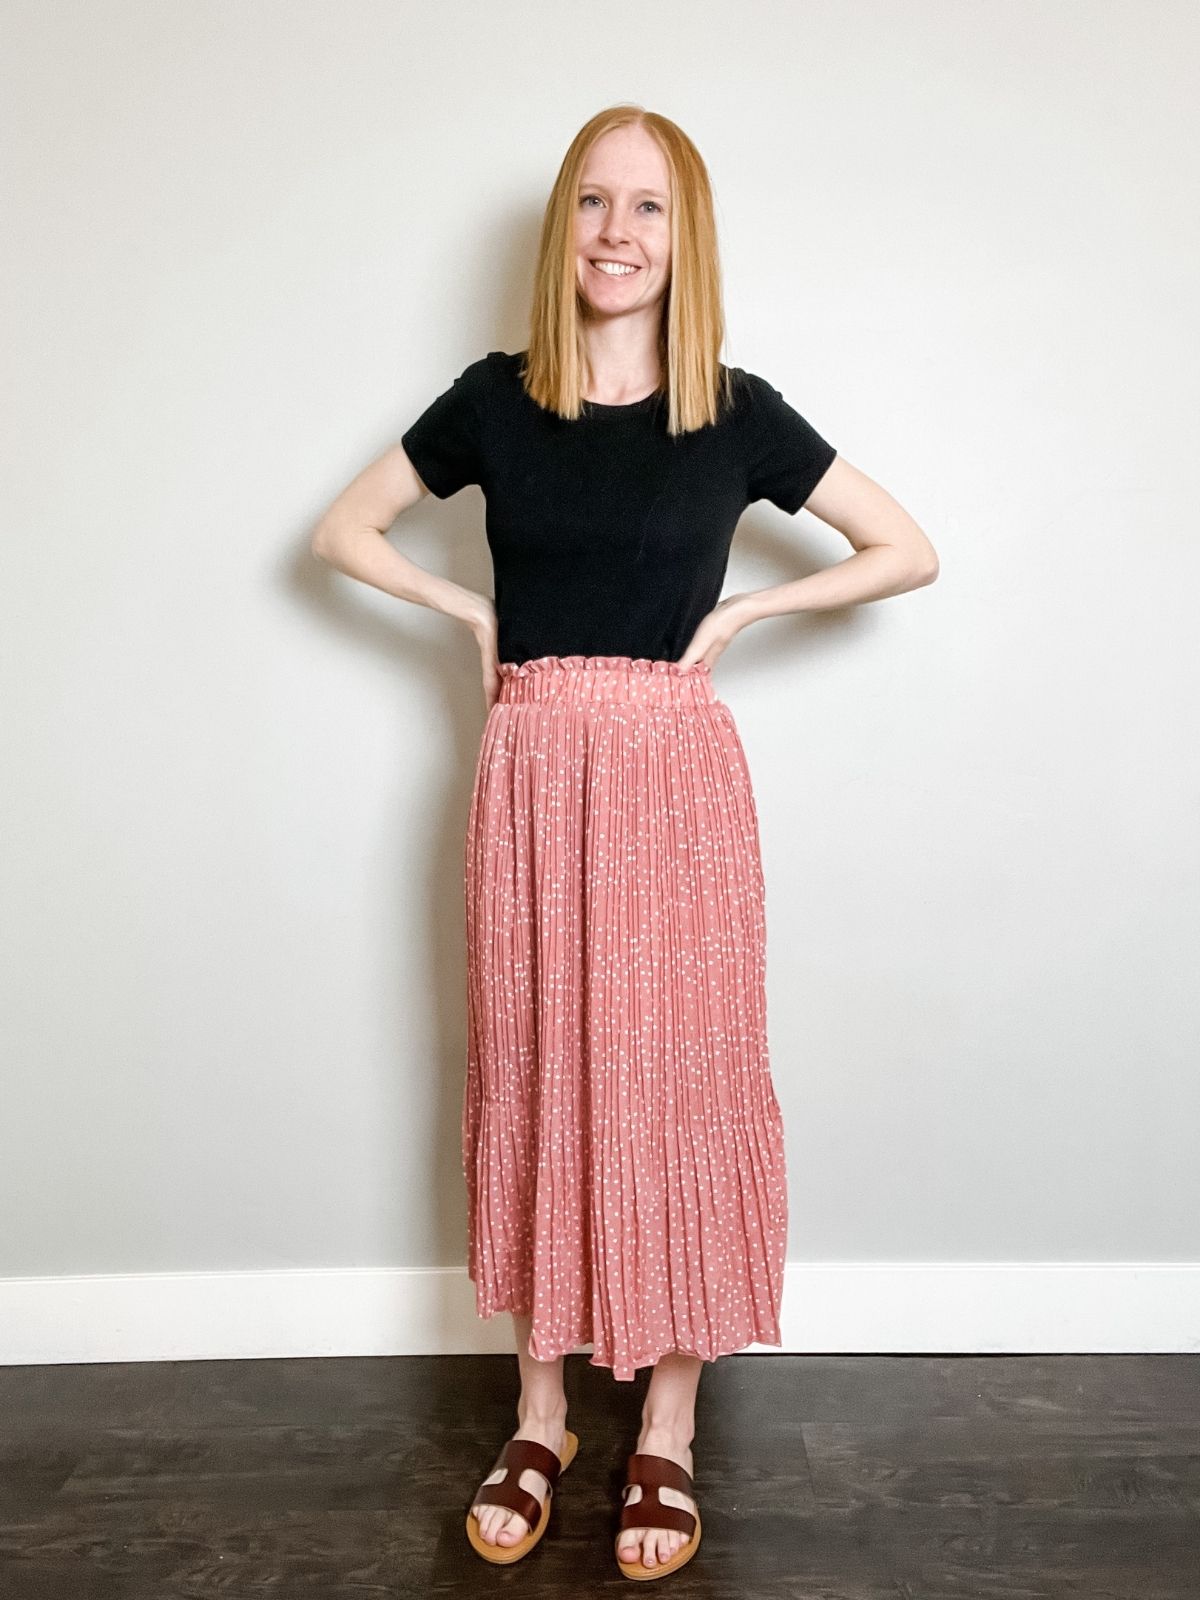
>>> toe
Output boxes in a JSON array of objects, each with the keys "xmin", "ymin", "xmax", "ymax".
[
  {"xmin": 475, "ymin": 1504, "xmax": 526, "ymax": 1545},
  {"xmin": 617, "ymin": 1527, "xmax": 685, "ymax": 1569}
]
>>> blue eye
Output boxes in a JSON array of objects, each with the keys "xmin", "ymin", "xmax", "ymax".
[{"xmin": 580, "ymin": 195, "xmax": 663, "ymax": 214}]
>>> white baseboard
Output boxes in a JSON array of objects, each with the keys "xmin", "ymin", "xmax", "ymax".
[{"xmin": 2, "ymin": 1262, "xmax": 1198, "ymax": 1366}]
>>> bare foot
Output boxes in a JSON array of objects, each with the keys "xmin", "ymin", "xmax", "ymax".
[
  {"xmin": 470, "ymin": 1412, "xmax": 568, "ymax": 1548},
  {"xmin": 616, "ymin": 1423, "xmax": 697, "ymax": 1570}
]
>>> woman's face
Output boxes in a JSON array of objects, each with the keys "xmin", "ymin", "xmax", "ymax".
[{"xmin": 573, "ymin": 125, "xmax": 671, "ymax": 321}]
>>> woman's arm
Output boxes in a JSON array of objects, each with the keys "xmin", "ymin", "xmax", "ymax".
[
  {"xmin": 736, "ymin": 454, "xmax": 939, "ymax": 625},
  {"xmin": 681, "ymin": 456, "xmax": 938, "ymax": 670},
  {"xmin": 311, "ymin": 443, "xmax": 495, "ymax": 642}
]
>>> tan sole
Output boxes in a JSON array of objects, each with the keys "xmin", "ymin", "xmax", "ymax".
[
  {"xmin": 465, "ymin": 1428, "xmax": 580, "ymax": 1564},
  {"xmin": 615, "ymin": 1509, "xmax": 702, "ymax": 1581}
]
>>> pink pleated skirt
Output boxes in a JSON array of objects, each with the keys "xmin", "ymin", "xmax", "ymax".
[{"xmin": 461, "ymin": 653, "xmax": 788, "ymax": 1381}]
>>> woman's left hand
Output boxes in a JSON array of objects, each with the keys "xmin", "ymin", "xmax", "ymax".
[{"xmin": 676, "ymin": 593, "xmax": 755, "ymax": 672}]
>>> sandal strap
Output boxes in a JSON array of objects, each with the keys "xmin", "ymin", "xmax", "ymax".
[
  {"xmin": 625, "ymin": 1452, "xmax": 694, "ymax": 1496},
  {"xmin": 473, "ymin": 1437, "xmax": 562, "ymax": 1532},
  {"xmin": 474, "ymin": 1473, "xmax": 543, "ymax": 1532},
  {"xmin": 620, "ymin": 1453, "xmax": 697, "ymax": 1539},
  {"xmin": 499, "ymin": 1437, "xmax": 564, "ymax": 1488}
]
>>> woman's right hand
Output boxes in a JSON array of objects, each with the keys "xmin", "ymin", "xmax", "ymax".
[{"xmin": 468, "ymin": 597, "xmax": 502, "ymax": 713}]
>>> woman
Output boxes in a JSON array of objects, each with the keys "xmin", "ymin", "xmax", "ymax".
[{"xmin": 313, "ymin": 105, "xmax": 937, "ymax": 1581}]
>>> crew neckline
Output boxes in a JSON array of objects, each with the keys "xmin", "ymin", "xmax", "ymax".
[
  {"xmin": 507, "ymin": 351, "xmax": 665, "ymax": 420},
  {"xmin": 579, "ymin": 388, "xmax": 664, "ymax": 418}
]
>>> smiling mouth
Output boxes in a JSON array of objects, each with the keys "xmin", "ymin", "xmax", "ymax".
[{"xmin": 589, "ymin": 259, "xmax": 642, "ymax": 277}]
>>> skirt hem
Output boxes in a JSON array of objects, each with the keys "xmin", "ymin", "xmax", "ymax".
[{"xmin": 468, "ymin": 1284, "xmax": 784, "ymax": 1382}]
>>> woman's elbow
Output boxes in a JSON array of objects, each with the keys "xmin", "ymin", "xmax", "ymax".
[
  {"xmin": 311, "ymin": 519, "xmax": 339, "ymax": 563},
  {"xmin": 909, "ymin": 530, "xmax": 939, "ymax": 587}
]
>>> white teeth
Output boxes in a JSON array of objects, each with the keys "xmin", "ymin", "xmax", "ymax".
[{"xmin": 591, "ymin": 260, "xmax": 639, "ymax": 276}]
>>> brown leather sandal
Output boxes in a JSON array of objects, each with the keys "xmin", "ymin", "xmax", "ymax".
[
  {"xmin": 614, "ymin": 1451, "xmax": 703, "ymax": 1581},
  {"xmin": 465, "ymin": 1429, "xmax": 580, "ymax": 1564}
]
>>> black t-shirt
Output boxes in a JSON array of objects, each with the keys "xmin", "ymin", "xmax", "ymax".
[{"xmin": 400, "ymin": 350, "xmax": 837, "ymax": 666}]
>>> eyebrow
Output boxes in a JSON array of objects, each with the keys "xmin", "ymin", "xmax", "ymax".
[{"xmin": 579, "ymin": 183, "xmax": 669, "ymax": 202}]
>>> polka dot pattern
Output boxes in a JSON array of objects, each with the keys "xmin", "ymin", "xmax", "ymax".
[{"xmin": 462, "ymin": 654, "xmax": 788, "ymax": 1381}]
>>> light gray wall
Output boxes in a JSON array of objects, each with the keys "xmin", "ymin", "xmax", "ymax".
[{"xmin": 2, "ymin": 1, "xmax": 1197, "ymax": 1301}]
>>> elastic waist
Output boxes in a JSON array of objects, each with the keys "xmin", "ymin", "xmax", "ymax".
[{"xmin": 496, "ymin": 654, "xmax": 715, "ymax": 707}]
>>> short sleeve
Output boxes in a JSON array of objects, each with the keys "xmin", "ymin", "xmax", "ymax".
[
  {"xmin": 400, "ymin": 355, "xmax": 491, "ymax": 499},
  {"xmin": 738, "ymin": 370, "xmax": 837, "ymax": 514}
]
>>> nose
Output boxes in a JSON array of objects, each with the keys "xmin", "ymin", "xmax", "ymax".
[{"xmin": 599, "ymin": 213, "xmax": 632, "ymax": 248}]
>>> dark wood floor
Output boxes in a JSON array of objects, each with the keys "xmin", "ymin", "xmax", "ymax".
[{"xmin": 1, "ymin": 1352, "xmax": 1199, "ymax": 1597}]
